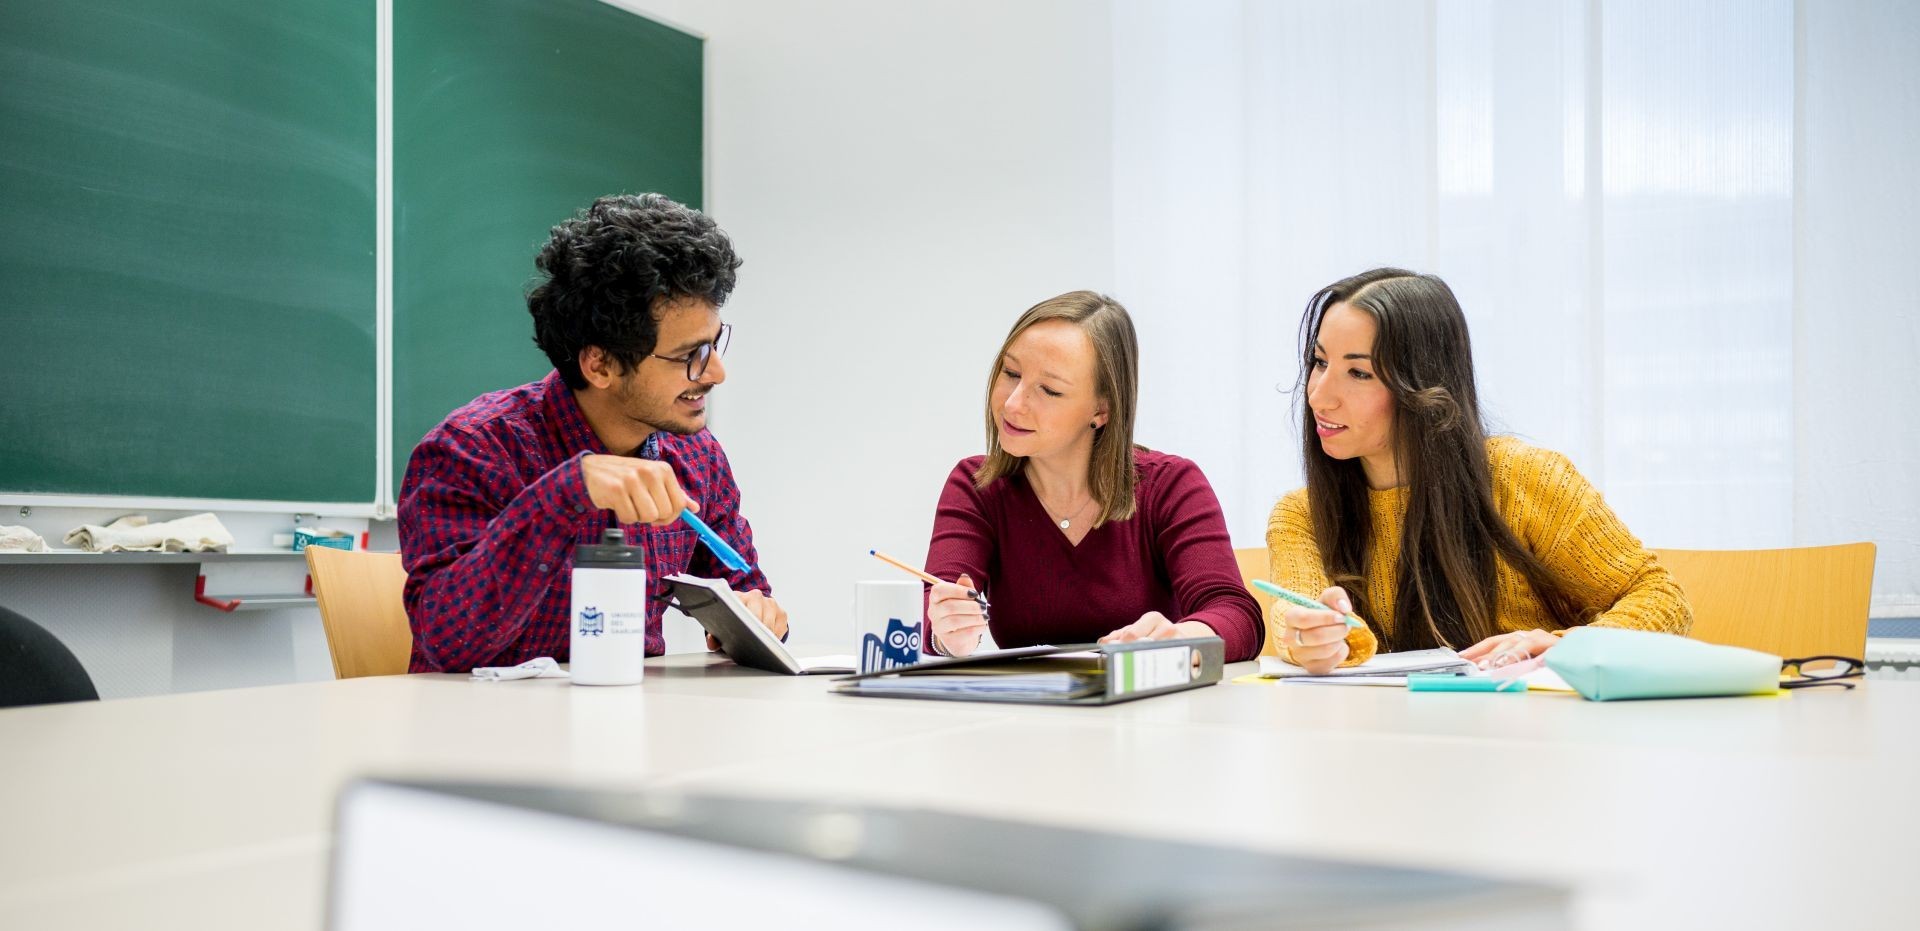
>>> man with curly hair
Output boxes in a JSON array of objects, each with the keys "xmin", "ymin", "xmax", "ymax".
[{"xmin": 397, "ymin": 193, "xmax": 786, "ymax": 673}]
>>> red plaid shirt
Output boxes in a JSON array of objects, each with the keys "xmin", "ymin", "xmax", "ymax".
[{"xmin": 398, "ymin": 370, "xmax": 768, "ymax": 672}]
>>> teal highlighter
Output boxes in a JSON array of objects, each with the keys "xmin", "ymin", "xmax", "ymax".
[
  {"xmin": 1407, "ymin": 674, "xmax": 1528, "ymax": 693},
  {"xmin": 1251, "ymin": 580, "xmax": 1364, "ymax": 629}
]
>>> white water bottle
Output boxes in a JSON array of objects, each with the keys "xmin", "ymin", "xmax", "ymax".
[{"xmin": 569, "ymin": 528, "xmax": 648, "ymax": 686}]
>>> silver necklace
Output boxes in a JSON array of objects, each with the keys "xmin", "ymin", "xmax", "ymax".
[{"xmin": 1039, "ymin": 494, "xmax": 1097, "ymax": 530}]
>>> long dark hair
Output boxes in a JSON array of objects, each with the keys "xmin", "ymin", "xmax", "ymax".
[{"xmin": 1297, "ymin": 268, "xmax": 1590, "ymax": 650}]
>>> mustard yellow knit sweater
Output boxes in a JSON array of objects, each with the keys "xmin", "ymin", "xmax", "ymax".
[{"xmin": 1265, "ymin": 436, "xmax": 1692, "ymax": 664}]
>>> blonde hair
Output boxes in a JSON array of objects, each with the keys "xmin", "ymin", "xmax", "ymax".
[{"xmin": 973, "ymin": 291, "xmax": 1141, "ymax": 528}]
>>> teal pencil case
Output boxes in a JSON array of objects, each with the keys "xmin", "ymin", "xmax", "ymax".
[{"xmin": 1544, "ymin": 627, "xmax": 1781, "ymax": 701}]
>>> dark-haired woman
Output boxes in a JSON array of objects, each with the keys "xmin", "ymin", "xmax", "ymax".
[
  {"xmin": 922, "ymin": 291, "xmax": 1264, "ymax": 662},
  {"xmin": 1268, "ymin": 268, "xmax": 1690, "ymax": 675}
]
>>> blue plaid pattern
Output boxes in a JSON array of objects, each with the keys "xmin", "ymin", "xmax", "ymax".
[{"xmin": 398, "ymin": 371, "xmax": 768, "ymax": 672}]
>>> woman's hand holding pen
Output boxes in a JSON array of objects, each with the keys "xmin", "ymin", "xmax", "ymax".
[
  {"xmin": 1277, "ymin": 585, "xmax": 1358, "ymax": 675},
  {"xmin": 928, "ymin": 573, "xmax": 989, "ymax": 657}
]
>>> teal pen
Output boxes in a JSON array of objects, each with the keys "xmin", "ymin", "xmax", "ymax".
[
  {"xmin": 679, "ymin": 508, "xmax": 751, "ymax": 574},
  {"xmin": 1407, "ymin": 674, "xmax": 1528, "ymax": 693},
  {"xmin": 1250, "ymin": 579, "xmax": 1364, "ymax": 629}
]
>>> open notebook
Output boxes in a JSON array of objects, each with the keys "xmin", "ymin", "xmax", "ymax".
[
  {"xmin": 1255, "ymin": 649, "xmax": 1577, "ymax": 691},
  {"xmin": 1258, "ymin": 648, "xmax": 1474, "ymax": 679},
  {"xmin": 665, "ymin": 575, "xmax": 855, "ymax": 675}
]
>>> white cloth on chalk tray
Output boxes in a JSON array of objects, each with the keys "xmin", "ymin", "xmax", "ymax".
[
  {"xmin": 0, "ymin": 524, "xmax": 49, "ymax": 552},
  {"xmin": 63, "ymin": 513, "xmax": 235, "ymax": 553}
]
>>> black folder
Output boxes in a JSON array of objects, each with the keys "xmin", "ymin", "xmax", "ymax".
[{"xmin": 831, "ymin": 636, "xmax": 1225, "ymax": 705}]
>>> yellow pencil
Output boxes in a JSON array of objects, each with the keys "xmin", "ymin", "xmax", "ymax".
[{"xmin": 869, "ymin": 550, "xmax": 990, "ymax": 609}]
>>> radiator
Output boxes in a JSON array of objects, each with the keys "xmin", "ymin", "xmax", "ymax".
[{"xmin": 1867, "ymin": 638, "xmax": 1920, "ymax": 681}]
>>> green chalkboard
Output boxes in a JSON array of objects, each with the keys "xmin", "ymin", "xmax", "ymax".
[
  {"xmin": 0, "ymin": 0, "xmax": 377, "ymax": 502},
  {"xmin": 394, "ymin": 0, "xmax": 704, "ymax": 489}
]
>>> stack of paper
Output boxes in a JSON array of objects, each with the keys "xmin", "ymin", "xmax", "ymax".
[
  {"xmin": 847, "ymin": 671, "xmax": 1105, "ymax": 700},
  {"xmin": 1251, "ymin": 649, "xmax": 1581, "ymax": 691},
  {"xmin": 1259, "ymin": 648, "xmax": 1475, "ymax": 680}
]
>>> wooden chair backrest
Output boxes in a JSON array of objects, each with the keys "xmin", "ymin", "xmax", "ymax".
[
  {"xmin": 1234, "ymin": 546, "xmax": 1284, "ymax": 658},
  {"xmin": 1654, "ymin": 542, "xmax": 1876, "ymax": 659},
  {"xmin": 305, "ymin": 547, "xmax": 412, "ymax": 678}
]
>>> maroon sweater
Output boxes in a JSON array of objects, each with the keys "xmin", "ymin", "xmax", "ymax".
[{"xmin": 924, "ymin": 449, "xmax": 1263, "ymax": 662}]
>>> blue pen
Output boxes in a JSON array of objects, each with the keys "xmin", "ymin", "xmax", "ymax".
[
  {"xmin": 679, "ymin": 508, "xmax": 751, "ymax": 574},
  {"xmin": 1251, "ymin": 579, "xmax": 1365, "ymax": 629}
]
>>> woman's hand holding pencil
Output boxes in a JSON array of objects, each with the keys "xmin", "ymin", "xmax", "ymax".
[
  {"xmin": 869, "ymin": 550, "xmax": 990, "ymax": 658},
  {"xmin": 927, "ymin": 573, "xmax": 990, "ymax": 657}
]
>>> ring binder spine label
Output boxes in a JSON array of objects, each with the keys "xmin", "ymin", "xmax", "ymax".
[{"xmin": 1110, "ymin": 645, "xmax": 1194, "ymax": 695}]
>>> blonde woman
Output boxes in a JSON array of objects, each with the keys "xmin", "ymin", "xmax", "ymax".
[{"xmin": 923, "ymin": 291, "xmax": 1263, "ymax": 661}]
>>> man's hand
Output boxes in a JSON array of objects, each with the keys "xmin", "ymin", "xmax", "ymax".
[
  {"xmin": 581, "ymin": 454, "xmax": 692, "ymax": 526},
  {"xmin": 707, "ymin": 589, "xmax": 789, "ymax": 653}
]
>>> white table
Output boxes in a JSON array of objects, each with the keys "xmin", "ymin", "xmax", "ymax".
[{"xmin": 2, "ymin": 655, "xmax": 1915, "ymax": 930}]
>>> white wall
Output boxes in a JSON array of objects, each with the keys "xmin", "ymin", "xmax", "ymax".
[
  {"xmin": 623, "ymin": 0, "xmax": 1117, "ymax": 648},
  {"xmin": 1796, "ymin": 0, "xmax": 1920, "ymax": 617},
  {"xmin": 0, "ymin": 562, "xmax": 336, "ymax": 699},
  {"xmin": 0, "ymin": 508, "xmax": 361, "ymax": 697}
]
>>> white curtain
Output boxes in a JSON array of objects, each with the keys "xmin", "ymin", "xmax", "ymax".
[{"xmin": 1114, "ymin": 0, "xmax": 1920, "ymax": 616}]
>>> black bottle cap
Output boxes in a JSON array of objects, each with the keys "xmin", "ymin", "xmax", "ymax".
[{"xmin": 575, "ymin": 527, "xmax": 645, "ymax": 568}]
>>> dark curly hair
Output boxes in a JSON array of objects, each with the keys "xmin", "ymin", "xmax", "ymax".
[{"xmin": 528, "ymin": 193, "xmax": 742, "ymax": 390}]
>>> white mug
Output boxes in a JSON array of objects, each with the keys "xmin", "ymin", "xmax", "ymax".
[{"xmin": 854, "ymin": 580, "xmax": 924, "ymax": 674}]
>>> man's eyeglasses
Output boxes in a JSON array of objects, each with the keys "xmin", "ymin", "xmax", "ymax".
[
  {"xmin": 1779, "ymin": 655, "xmax": 1864, "ymax": 690},
  {"xmin": 649, "ymin": 324, "xmax": 731, "ymax": 381}
]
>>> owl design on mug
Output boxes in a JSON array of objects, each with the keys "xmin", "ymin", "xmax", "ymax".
[{"xmin": 862, "ymin": 617, "xmax": 922, "ymax": 672}]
